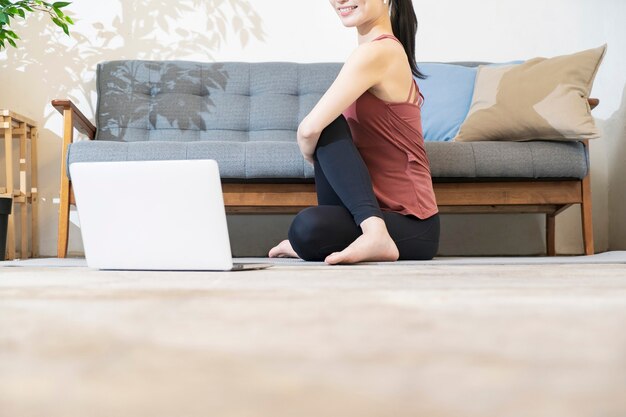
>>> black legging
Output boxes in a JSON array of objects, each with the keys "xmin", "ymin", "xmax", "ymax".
[{"xmin": 288, "ymin": 115, "xmax": 440, "ymax": 261}]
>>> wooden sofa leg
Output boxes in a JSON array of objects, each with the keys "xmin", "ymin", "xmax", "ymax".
[
  {"xmin": 57, "ymin": 107, "xmax": 74, "ymax": 259},
  {"xmin": 57, "ymin": 177, "xmax": 70, "ymax": 259},
  {"xmin": 546, "ymin": 213, "xmax": 556, "ymax": 256},
  {"xmin": 581, "ymin": 174, "xmax": 595, "ymax": 256}
]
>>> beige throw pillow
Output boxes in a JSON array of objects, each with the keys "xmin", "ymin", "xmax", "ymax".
[{"xmin": 453, "ymin": 44, "xmax": 607, "ymax": 142}]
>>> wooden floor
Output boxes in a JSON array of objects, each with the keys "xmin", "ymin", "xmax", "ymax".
[{"xmin": 1, "ymin": 263, "xmax": 625, "ymax": 417}]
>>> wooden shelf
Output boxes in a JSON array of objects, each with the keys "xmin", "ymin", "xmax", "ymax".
[{"xmin": 1, "ymin": 109, "xmax": 38, "ymax": 260}]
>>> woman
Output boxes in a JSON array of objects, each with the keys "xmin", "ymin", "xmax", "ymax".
[{"xmin": 269, "ymin": 0, "xmax": 439, "ymax": 264}]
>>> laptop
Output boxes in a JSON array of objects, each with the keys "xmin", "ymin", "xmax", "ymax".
[{"xmin": 69, "ymin": 159, "xmax": 272, "ymax": 271}]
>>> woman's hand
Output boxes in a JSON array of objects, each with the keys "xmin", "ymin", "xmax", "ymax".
[
  {"xmin": 297, "ymin": 120, "xmax": 321, "ymax": 165},
  {"xmin": 297, "ymin": 137, "xmax": 316, "ymax": 165}
]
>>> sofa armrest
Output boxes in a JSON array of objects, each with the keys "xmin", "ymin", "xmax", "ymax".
[
  {"xmin": 51, "ymin": 99, "xmax": 96, "ymax": 140},
  {"xmin": 51, "ymin": 99, "xmax": 97, "ymax": 197}
]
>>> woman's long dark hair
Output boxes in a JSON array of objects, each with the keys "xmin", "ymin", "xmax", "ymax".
[{"xmin": 389, "ymin": 0, "xmax": 427, "ymax": 79}]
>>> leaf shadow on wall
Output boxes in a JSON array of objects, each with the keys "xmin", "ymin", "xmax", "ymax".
[
  {"xmin": 97, "ymin": 61, "xmax": 230, "ymax": 141},
  {"xmin": 0, "ymin": 0, "xmax": 265, "ymax": 255},
  {"xmin": 1, "ymin": 0, "xmax": 265, "ymax": 131}
]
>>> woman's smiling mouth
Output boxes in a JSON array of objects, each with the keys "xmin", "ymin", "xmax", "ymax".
[{"xmin": 338, "ymin": 5, "xmax": 358, "ymax": 17}]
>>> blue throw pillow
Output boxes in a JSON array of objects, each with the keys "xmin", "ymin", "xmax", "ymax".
[
  {"xmin": 416, "ymin": 63, "xmax": 477, "ymax": 142},
  {"xmin": 416, "ymin": 61, "xmax": 524, "ymax": 142}
]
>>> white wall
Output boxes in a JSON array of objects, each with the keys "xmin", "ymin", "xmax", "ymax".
[{"xmin": 1, "ymin": 0, "xmax": 624, "ymax": 257}]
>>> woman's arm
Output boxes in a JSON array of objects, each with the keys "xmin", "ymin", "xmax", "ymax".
[{"xmin": 297, "ymin": 43, "xmax": 390, "ymax": 163}]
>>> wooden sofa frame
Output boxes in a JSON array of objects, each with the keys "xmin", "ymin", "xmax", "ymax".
[{"xmin": 52, "ymin": 98, "xmax": 600, "ymax": 258}]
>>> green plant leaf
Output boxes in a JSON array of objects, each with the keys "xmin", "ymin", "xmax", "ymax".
[
  {"xmin": 0, "ymin": 0, "xmax": 74, "ymax": 50},
  {"xmin": 50, "ymin": 18, "xmax": 69, "ymax": 35}
]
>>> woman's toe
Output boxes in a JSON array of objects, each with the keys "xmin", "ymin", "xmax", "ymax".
[{"xmin": 325, "ymin": 251, "xmax": 343, "ymax": 264}]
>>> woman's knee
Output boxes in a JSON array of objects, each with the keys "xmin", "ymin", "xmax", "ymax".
[
  {"xmin": 288, "ymin": 207, "xmax": 326, "ymax": 261},
  {"xmin": 288, "ymin": 206, "xmax": 355, "ymax": 261}
]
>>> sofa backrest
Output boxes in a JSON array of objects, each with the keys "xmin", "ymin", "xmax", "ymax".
[
  {"xmin": 95, "ymin": 60, "xmax": 487, "ymax": 142},
  {"xmin": 95, "ymin": 61, "xmax": 342, "ymax": 142}
]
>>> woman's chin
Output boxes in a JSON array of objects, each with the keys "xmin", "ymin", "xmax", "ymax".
[
  {"xmin": 339, "ymin": 19, "xmax": 358, "ymax": 28},
  {"xmin": 337, "ymin": 13, "xmax": 360, "ymax": 27}
]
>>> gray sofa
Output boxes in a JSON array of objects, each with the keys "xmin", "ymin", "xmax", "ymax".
[{"xmin": 53, "ymin": 60, "xmax": 596, "ymax": 258}]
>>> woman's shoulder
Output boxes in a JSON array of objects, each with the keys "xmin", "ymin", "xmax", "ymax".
[
  {"xmin": 355, "ymin": 35, "xmax": 403, "ymax": 54},
  {"xmin": 345, "ymin": 38, "xmax": 400, "ymax": 72},
  {"xmin": 351, "ymin": 38, "xmax": 406, "ymax": 74}
]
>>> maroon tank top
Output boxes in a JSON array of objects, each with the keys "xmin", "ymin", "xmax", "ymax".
[{"xmin": 342, "ymin": 33, "xmax": 438, "ymax": 219}]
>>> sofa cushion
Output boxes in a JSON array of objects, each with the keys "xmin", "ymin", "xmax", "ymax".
[
  {"xmin": 426, "ymin": 140, "xmax": 588, "ymax": 179},
  {"xmin": 96, "ymin": 61, "xmax": 342, "ymax": 142},
  {"xmin": 417, "ymin": 63, "xmax": 480, "ymax": 142},
  {"xmin": 66, "ymin": 140, "xmax": 588, "ymax": 181},
  {"xmin": 417, "ymin": 61, "xmax": 524, "ymax": 142},
  {"xmin": 454, "ymin": 44, "xmax": 607, "ymax": 142},
  {"xmin": 66, "ymin": 141, "xmax": 315, "ymax": 181}
]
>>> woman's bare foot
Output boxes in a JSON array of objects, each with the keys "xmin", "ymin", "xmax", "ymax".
[
  {"xmin": 325, "ymin": 217, "xmax": 399, "ymax": 265},
  {"xmin": 268, "ymin": 239, "xmax": 300, "ymax": 259}
]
